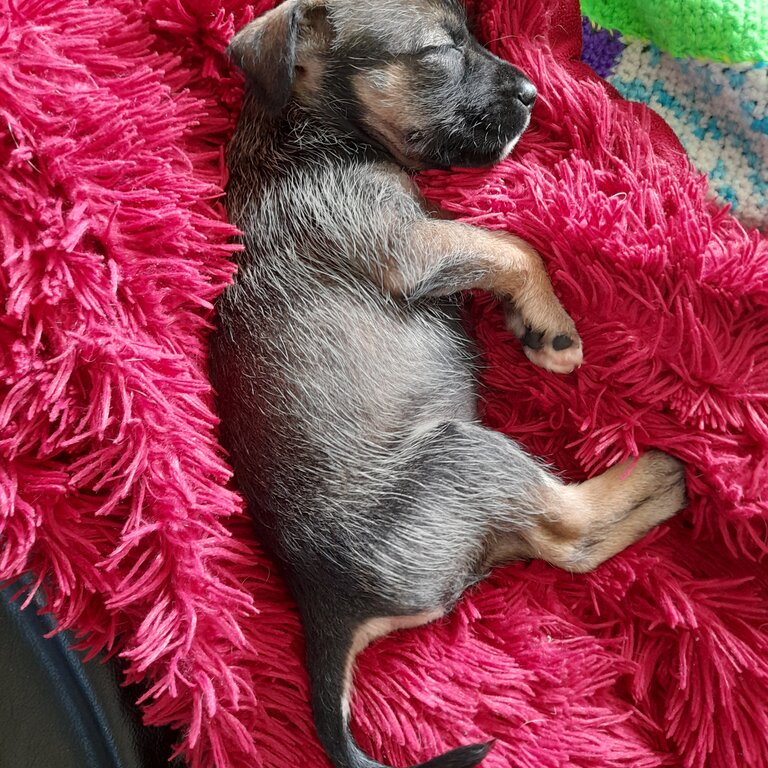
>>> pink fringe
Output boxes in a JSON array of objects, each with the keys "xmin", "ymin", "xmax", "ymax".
[{"xmin": 1, "ymin": 0, "xmax": 766, "ymax": 766}]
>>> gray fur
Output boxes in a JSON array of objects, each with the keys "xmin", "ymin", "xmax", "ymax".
[
  {"xmin": 209, "ymin": 3, "xmax": 684, "ymax": 768},
  {"xmin": 215, "ymin": 88, "xmax": 551, "ymax": 607}
]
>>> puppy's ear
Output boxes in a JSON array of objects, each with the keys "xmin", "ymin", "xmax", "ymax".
[
  {"xmin": 228, "ymin": 0, "xmax": 328, "ymax": 115},
  {"xmin": 228, "ymin": 2, "xmax": 301, "ymax": 114}
]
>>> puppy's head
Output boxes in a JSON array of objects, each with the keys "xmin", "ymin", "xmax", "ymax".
[{"xmin": 229, "ymin": 0, "xmax": 537, "ymax": 169}]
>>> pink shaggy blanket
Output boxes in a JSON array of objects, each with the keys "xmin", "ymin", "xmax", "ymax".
[{"xmin": 2, "ymin": 0, "xmax": 767, "ymax": 766}]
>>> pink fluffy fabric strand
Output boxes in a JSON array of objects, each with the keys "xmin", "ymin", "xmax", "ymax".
[{"xmin": 1, "ymin": 0, "xmax": 767, "ymax": 768}]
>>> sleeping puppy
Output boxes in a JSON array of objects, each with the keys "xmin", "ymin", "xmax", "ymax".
[{"xmin": 209, "ymin": 1, "xmax": 687, "ymax": 766}]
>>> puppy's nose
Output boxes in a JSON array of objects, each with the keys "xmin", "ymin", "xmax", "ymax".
[{"xmin": 515, "ymin": 80, "xmax": 537, "ymax": 108}]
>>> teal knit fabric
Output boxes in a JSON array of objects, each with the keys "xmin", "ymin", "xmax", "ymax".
[{"xmin": 609, "ymin": 44, "xmax": 767, "ymax": 229}]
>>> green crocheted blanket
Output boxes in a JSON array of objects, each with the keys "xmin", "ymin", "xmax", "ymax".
[{"xmin": 581, "ymin": 0, "xmax": 768, "ymax": 62}]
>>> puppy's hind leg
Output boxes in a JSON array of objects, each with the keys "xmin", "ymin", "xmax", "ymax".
[
  {"xmin": 498, "ymin": 451, "xmax": 687, "ymax": 573},
  {"xmin": 296, "ymin": 595, "xmax": 492, "ymax": 768}
]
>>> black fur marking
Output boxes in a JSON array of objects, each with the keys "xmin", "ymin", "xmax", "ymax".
[
  {"xmin": 418, "ymin": 742, "xmax": 494, "ymax": 768},
  {"xmin": 622, "ymin": 493, "xmax": 654, "ymax": 518}
]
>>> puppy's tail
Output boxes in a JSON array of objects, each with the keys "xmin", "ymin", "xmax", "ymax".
[{"xmin": 301, "ymin": 609, "xmax": 492, "ymax": 768}]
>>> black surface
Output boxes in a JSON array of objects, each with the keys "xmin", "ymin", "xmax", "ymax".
[{"xmin": 0, "ymin": 580, "xmax": 178, "ymax": 768}]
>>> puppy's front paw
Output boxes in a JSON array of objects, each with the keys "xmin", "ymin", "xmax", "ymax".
[
  {"xmin": 504, "ymin": 305, "xmax": 583, "ymax": 374},
  {"xmin": 521, "ymin": 328, "xmax": 583, "ymax": 374}
]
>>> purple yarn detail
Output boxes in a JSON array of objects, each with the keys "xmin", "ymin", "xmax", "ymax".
[{"xmin": 581, "ymin": 17, "xmax": 625, "ymax": 79}]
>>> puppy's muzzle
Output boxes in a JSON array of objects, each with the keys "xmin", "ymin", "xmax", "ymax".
[
  {"xmin": 514, "ymin": 79, "xmax": 537, "ymax": 108},
  {"xmin": 498, "ymin": 66, "xmax": 537, "ymax": 110}
]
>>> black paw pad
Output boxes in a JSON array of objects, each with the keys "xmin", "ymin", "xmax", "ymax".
[
  {"xmin": 552, "ymin": 334, "xmax": 574, "ymax": 351},
  {"xmin": 522, "ymin": 329, "xmax": 544, "ymax": 350}
]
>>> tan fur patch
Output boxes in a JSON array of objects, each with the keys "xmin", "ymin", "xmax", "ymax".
[
  {"xmin": 351, "ymin": 64, "xmax": 420, "ymax": 165},
  {"xmin": 341, "ymin": 610, "xmax": 444, "ymax": 719},
  {"xmin": 523, "ymin": 452, "xmax": 685, "ymax": 572}
]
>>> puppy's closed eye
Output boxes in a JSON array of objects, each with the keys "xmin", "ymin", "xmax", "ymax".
[{"xmin": 418, "ymin": 44, "xmax": 460, "ymax": 56}]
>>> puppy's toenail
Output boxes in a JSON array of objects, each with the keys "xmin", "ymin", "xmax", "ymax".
[
  {"xmin": 522, "ymin": 329, "xmax": 544, "ymax": 350},
  {"xmin": 552, "ymin": 335, "xmax": 573, "ymax": 351}
]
